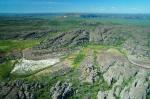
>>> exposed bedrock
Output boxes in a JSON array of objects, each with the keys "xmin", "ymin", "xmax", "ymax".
[
  {"xmin": 96, "ymin": 50, "xmax": 150, "ymax": 99},
  {"xmin": 35, "ymin": 29, "xmax": 90, "ymax": 50},
  {"xmin": 0, "ymin": 80, "xmax": 46, "ymax": 99},
  {"xmin": 79, "ymin": 49, "xmax": 98, "ymax": 84},
  {"xmin": 50, "ymin": 81, "xmax": 74, "ymax": 99}
]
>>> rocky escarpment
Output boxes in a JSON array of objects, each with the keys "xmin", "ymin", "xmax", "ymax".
[
  {"xmin": 35, "ymin": 26, "xmax": 125, "ymax": 51},
  {"xmin": 96, "ymin": 49, "xmax": 150, "ymax": 99},
  {"xmin": 22, "ymin": 29, "xmax": 90, "ymax": 66},
  {"xmin": 31, "ymin": 25, "xmax": 130, "ymax": 57},
  {"xmin": 34, "ymin": 25, "xmax": 133, "ymax": 51},
  {"xmin": 3, "ymin": 25, "xmax": 148, "ymax": 62},
  {"xmin": 1, "ymin": 25, "xmax": 149, "ymax": 99},
  {"xmin": 0, "ymin": 80, "xmax": 46, "ymax": 99},
  {"xmin": 35, "ymin": 29, "xmax": 89, "ymax": 51},
  {"xmin": 90, "ymin": 25, "xmax": 150, "ymax": 65},
  {"xmin": 90, "ymin": 25, "xmax": 129, "ymax": 45},
  {"xmin": 4, "ymin": 47, "xmax": 150, "ymax": 99},
  {"xmin": 90, "ymin": 26, "xmax": 113, "ymax": 43},
  {"xmin": 98, "ymin": 69, "xmax": 149, "ymax": 99}
]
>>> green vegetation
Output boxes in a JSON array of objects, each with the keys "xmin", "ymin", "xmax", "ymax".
[
  {"xmin": 83, "ymin": 18, "xmax": 150, "ymax": 27},
  {"xmin": 1, "ymin": 14, "xmax": 150, "ymax": 38},
  {"xmin": 0, "ymin": 40, "xmax": 39, "ymax": 53},
  {"xmin": 73, "ymin": 50, "xmax": 86, "ymax": 67},
  {"xmin": 0, "ymin": 40, "xmax": 40, "ymax": 80},
  {"xmin": 116, "ymin": 96, "xmax": 121, "ymax": 99},
  {"xmin": 122, "ymin": 77, "xmax": 134, "ymax": 88},
  {"xmin": 0, "ymin": 60, "xmax": 15, "ymax": 80},
  {"xmin": 0, "ymin": 14, "xmax": 150, "ymax": 98},
  {"xmin": 0, "ymin": 16, "xmax": 84, "ymax": 35}
]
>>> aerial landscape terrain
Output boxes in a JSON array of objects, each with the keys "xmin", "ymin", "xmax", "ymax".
[
  {"xmin": 0, "ymin": 0, "xmax": 150, "ymax": 99},
  {"xmin": 0, "ymin": 13, "xmax": 150, "ymax": 99}
]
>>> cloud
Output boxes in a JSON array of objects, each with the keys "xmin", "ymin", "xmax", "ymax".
[{"xmin": 111, "ymin": 6, "xmax": 117, "ymax": 9}]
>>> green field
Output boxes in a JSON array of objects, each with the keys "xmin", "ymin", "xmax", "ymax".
[{"xmin": 0, "ymin": 40, "xmax": 39, "ymax": 53}]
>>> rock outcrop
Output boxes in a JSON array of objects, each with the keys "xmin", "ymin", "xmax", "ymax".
[
  {"xmin": 96, "ymin": 49, "xmax": 150, "ymax": 99},
  {"xmin": 0, "ymin": 80, "xmax": 46, "ymax": 99},
  {"xmin": 123, "ymin": 38, "xmax": 150, "ymax": 60},
  {"xmin": 50, "ymin": 81, "xmax": 74, "ymax": 99},
  {"xmin": 79, "ymin": 49, "xmax": 98, "ymax": 84},
  {"xmin": 90, "ymin": 26, "xmax": 113, "ymax": 43},
  {"xmin": 35, "ymin": 29, "xmax": 89, "ymax": 51},
  {"xmin": 120, "ymin": 70, "xmax": 149, "ymax": 99}
]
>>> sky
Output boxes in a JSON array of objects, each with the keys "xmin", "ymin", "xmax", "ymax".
[{"xmin": 0, "ymin": 0, "xmax": 150, "ymax": 13}]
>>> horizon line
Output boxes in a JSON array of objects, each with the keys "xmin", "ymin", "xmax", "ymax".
[{"xmin": 0, "ymin": 12, "xmax": 150, "ymax": 15}]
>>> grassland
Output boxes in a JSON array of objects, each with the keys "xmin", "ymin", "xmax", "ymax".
[
  {"xmin": 0, "ymin": 40, "xmax": 39, "ymax": 53},
  {"xmin": 0, "ymin": 60, "xmax": 16, "ymax": 80}
]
